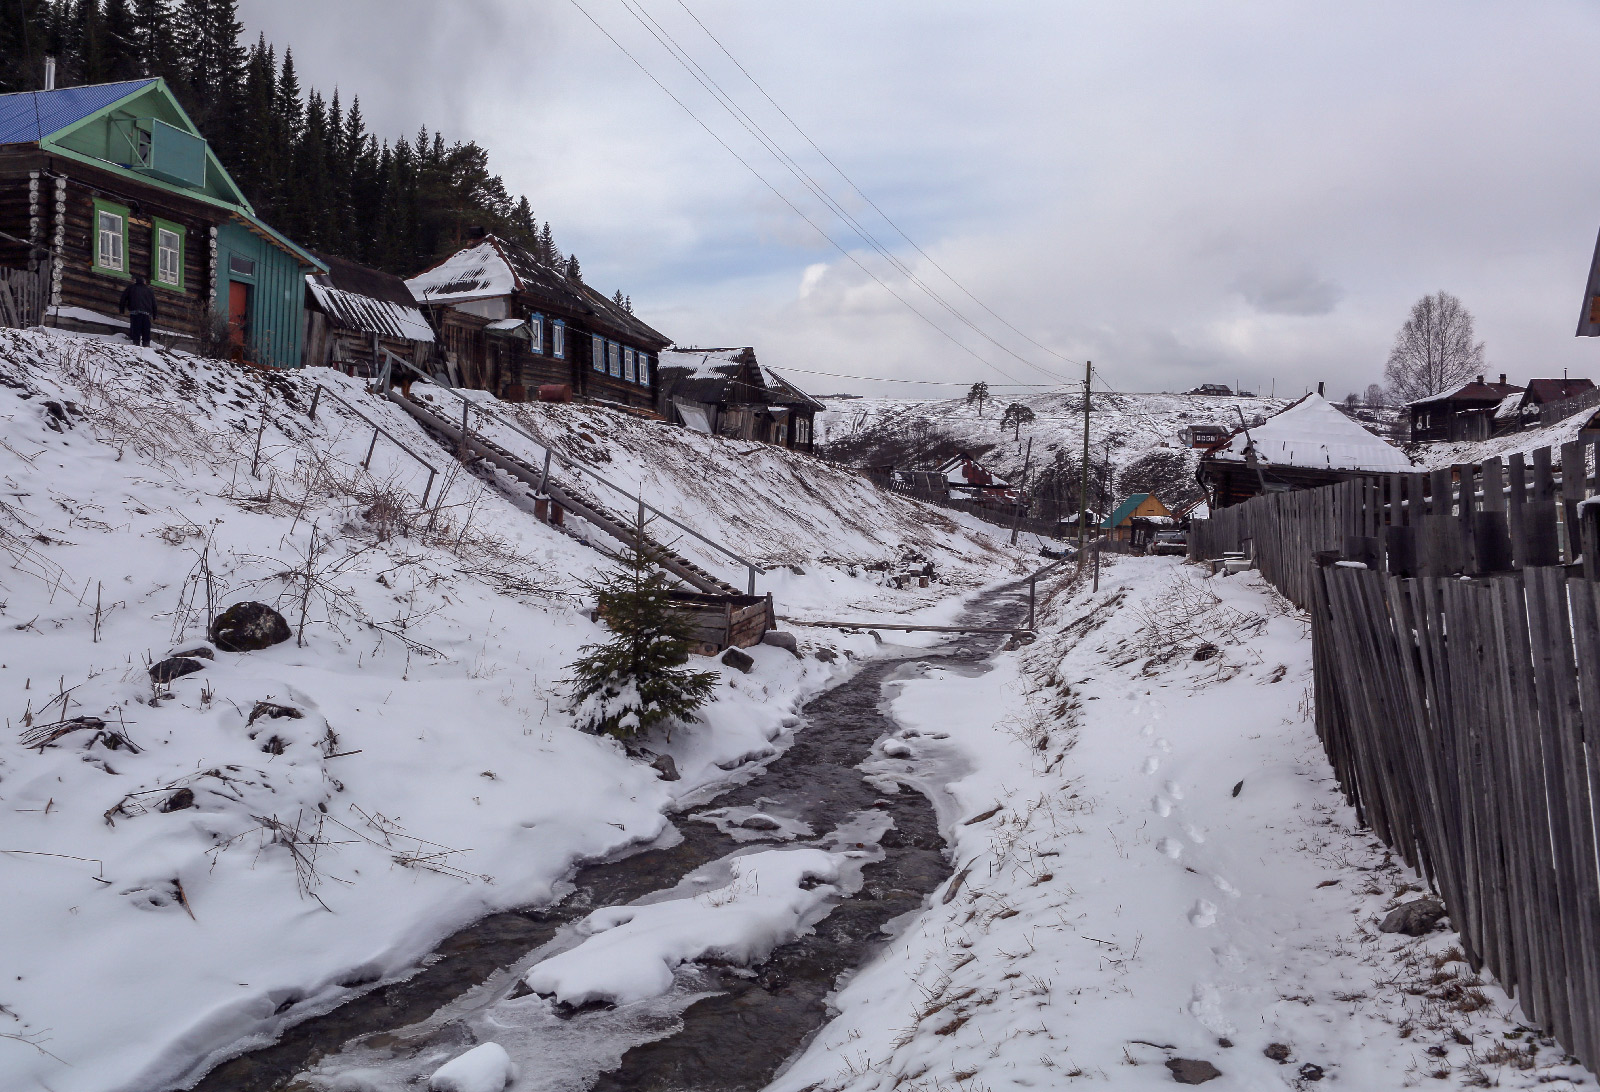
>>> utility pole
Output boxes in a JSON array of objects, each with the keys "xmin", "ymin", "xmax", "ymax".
[
  {"xmin": 1010, "ymin": 436, "xmax": 1033, "ymax": 546},
  {"xmin": 1076, "ymin": 360, "xmax": 1092, "ymax": 570}
]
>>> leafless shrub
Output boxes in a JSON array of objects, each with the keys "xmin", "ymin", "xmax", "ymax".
[{"xmin": 1132, "ymin": 572, "xmax": 1265, "ymax": 661}]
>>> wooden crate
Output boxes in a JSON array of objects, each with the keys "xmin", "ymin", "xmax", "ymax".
[{"xmin": 667, "ymin": 591, "xmax": 774, "ymax": 655}]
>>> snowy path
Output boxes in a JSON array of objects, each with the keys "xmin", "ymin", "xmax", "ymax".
[{"xmin": 772, "ymin": 556, "xmax": 1592, "ymax": 1092}]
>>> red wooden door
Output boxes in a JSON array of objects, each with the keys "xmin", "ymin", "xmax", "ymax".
[{"xmin": 227, "ymin": 281, "xmax": 251, "ymax": 358}]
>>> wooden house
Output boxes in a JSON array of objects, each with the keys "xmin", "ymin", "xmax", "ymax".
[
  {"xmin": 933, "ymin": 451, "xmax": 1020, "ymax": 507},
  {"xmin": 405, "ymin": 234, "xmax": 667, "ymax": 407},
  {"xmin": 655, "ymin": 346, "xmax": 823, "ymax": 452},
  {"xmin": 1180, "ymin": 423, "xmax": 1229, "ymax": 449},
  {"xmin": 1102, "ymin": 493, "xmax": 1173, "ymax": 546},
  {"xmin": 303, "ymin": 252, "xmax": 434, "ymax": 374},
  {"xmin": 0, "ymin": 77, "xmax": 322, "ymax": 367},
  {"xmin": 1406, "ymin": 374, "xmax": 1522, "ymax": 441},
  {"xmin": 1198, "ymin": 392, "xmax": 1415, "ymax": 509}
]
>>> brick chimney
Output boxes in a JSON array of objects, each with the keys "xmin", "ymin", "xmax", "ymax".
[
  {"xmin": 1499, "ymin": 373, "xmax": 1507, "ymax": 386},
  {"xmin": 1475, "ymin": 374, "xmax": 1484, "ymax": 385}
]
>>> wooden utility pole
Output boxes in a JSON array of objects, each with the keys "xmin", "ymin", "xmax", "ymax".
[
  {"xmin": 1076, "ymin": 360, "xmax": 1092, "ymax": 569},
  {"xmin": 1009, "ymin": 436, "xmax": 1033, "ymax": 546}
]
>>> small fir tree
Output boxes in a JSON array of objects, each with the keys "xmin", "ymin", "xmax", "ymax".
[{"xmin": 567, "ymin": 528, "xmax": 718, "ymax": 740}]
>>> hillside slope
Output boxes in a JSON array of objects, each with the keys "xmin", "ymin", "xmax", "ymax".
[
  {"xmin": 0, "ymin": 329, "xmax": 1018, "ymax": 1091},
  {"xmin": 817, "ymin": 391, "xmax": 1291, "ymax": 518}
]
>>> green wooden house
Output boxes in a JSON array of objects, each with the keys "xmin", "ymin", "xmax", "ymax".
[{"xmin": 0, "ymin": 77, "xmax": 323, "ymax": 368}]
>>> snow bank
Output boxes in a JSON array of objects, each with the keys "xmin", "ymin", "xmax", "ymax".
[
  {"xmin": 524, "ymin": 847, "xmax": 843, "ymax": 1006},
  {"xmin": 428, "ymin": 1042, "xmax": 516, "ymax": 1092},
  {"xmin": 773, "ymin": 556, "xmax": 1591, "ymax": 1091},
  {"xmin": 0, "ymin": 329, "xmax": 1002, "ymax": 1091}
]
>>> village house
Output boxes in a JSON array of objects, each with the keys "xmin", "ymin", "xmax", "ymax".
[
  {"xmin": 303, "ymin": 252, "xmax": 434, "ymax": 374},
  {"xmin": 405, "ymin": 233, "xmax": 667, "ymax": 408},
  {"xmin": 0, "ymin": 77, "xmax": 322, "ymax": 368},
  {"xmin": 932, "ymin": 450, "xmax": 1020, "ymax": 508},
  {"xmin": 1101, "ymin": 493, "xmax": 1173, "ymax": 544},
  {"xmin": 1406, "ymin": 374, "xmax": 1522, "ymax": 441},
  {"xmin": 1197, "ymin": 391, "xmax": 1415, "ymax": 509},
  {"xmin": 1180, "ymin": 423, "xmax": 1230, "ymax": 449},
  {"xmin": 655, "ymin": 346, "xmax": 822, "ymax": 452},
  {"xmin": 1493, "ymin": 377, "xmax": 1599, "ymax": 433}
]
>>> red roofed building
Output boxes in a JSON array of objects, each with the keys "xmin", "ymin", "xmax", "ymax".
[{"xmin": 1406, "ymin": 374, "xmax": 1523, "ymax": 441}]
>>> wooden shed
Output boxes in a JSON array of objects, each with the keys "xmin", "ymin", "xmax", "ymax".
[
  {"xmin": 657, "ymin": 346, "xmax": 823, "ymax": 452},
  {"xmin": 0, "ymin": 78, "xmax": 322, "ymax": 364},
  {"xmin": 303, "ymin": 252, "xmax": 434, "ymax": 374}
]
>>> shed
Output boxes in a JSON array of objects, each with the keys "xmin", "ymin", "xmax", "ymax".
[
  {"xmin": 1197, "ymin": 392, "xmax": 1415, "ymax": 509},
  {"xmin": 0, "ymin": 78, "xmax": 321, "ymax": 365},
  {"xmin": 656, "ymin": 346, "xmax": 823, "ymax": 452},
  {"xmin": 303, "ymin": 252, "xmax": 434, "ymax": 374}
]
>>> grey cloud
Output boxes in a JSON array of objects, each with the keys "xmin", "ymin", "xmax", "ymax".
[{"xmin": 1232, "ymin": 269, "xmax": 1344, "ymax": 316}]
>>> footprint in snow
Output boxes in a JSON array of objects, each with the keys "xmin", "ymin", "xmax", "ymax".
[
  {"xmin": 1142, "ymin": 756, "xmax": 1160, "ymax": 775},
  {"xmin": 1157, "ymin": 837, "xmax": 1183, "ymax": 859},
  {"xmin": 1213, "ymin": 875, "xmax": 1240, "ymax": 897},
  {"xmin": 1188, "ymin": 899, "xmax": 1219, "ymax": 927},
  {"xmin": 1185, "ymin": 823, "xmax": 1206, "ymax": 844},
  {"xmin": 1156, "ymin": 738, "xmax": 1172, "ymax": 753},
  {"xmin": 1140, "ymin": 724, "xmax": 1154, "ymax": 737},
  {"xmin": 1164, "ymin": 780, "xmax": 1184, "ymax": 800},
  {"xmin": 1151, "ymin": 796, "xmax": 1172, "ymax": 817}
]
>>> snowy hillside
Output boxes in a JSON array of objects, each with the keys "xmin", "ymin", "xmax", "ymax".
[
  {"xmin": 817, "ymin": 390, "xmax": 1291, "ymax": 516},
  {"xmin": 0, "ymin": 330, "xmax": 1019, "ymax": 1092}
]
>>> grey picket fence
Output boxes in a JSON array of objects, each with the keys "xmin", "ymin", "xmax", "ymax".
[{"xmin": 1189, "ymin": 438, "xmax": 1600, "ymax": 1069}]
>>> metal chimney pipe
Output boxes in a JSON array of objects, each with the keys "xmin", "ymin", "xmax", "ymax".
[
  {"xmin": 44, "ymin": 56, "xmax": 56, "ymax": 91},
  {"xmin": 1317, "ymin": 381, "xmax": 1325, "ymax": 397}
]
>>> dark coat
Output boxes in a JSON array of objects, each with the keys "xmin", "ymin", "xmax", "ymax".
[{"xmin": 119, "ymin": 282, "xmax": 158, "ymax": 319}]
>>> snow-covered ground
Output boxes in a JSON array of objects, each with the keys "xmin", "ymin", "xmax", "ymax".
[
  {"xmin": 816, "ymin": 391, "xmax": 1291, "ymax": 515},
  {"xmin": 772, "ymin": 556, "xmax": 1591, "ymax": 1092},
  {"xmin": 0, "ymin": 329, "xmax": 1020, "ymax": 1092}
]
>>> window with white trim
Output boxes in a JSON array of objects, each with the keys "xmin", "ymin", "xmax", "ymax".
[
  {"xmin": 93, "ymin": 199, "xmax": 128, "ymax": 276},
  {"xmin": 608, "ymin": 340, "xmax": 621, "ymax": 377},
  {"xmin": 623, "ymin": 346, "xmax": 636, "ymax": 382},
  {"xmin": 795, "ymin": 417, "xmax": 811, "ymax": 445},
  {"xmin": 528, "ymin": 313, "xmax": 543, "ymax": 353},
  {"xmin": 553, "ymin": 320, "xmax": 565, "ymax": 358},
  {"xmin": 638, "ymin": 353, "xmax": 649, "ymax": 386},
  {"xmin": 592, "ymin": 333, "xmax": 605, "ymax": 372}
]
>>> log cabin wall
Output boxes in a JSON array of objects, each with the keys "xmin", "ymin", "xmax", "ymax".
[{"xmin": 0, "ymin": 149, "xmax": 219, "ymax": 341}]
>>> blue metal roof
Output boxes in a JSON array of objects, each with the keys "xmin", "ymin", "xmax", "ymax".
[{"xmin": 0, "ymin": 80, "xmax": 156, "ymax": 146}]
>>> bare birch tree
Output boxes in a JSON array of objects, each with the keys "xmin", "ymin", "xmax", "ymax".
[{"xmin": 1382, "ymin": 291, "xmax": 1487, "ymax": 402}]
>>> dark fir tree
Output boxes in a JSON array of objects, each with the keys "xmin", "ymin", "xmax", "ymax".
[{"xmin": 566, "ymin": 528, "xmax": 717, "ymax": 740}]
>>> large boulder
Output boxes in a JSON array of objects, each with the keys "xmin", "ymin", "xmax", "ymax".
[
  {"xmin": 209, "ymin": 602, "xmax": 291, "ymax": 652},
  {"xmin": 761, "ymin": 630, "xmax": 801, "ymax": 658}
]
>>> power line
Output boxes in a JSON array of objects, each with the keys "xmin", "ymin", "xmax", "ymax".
[
  {"xmin": 569, "ymin": 0, "xmax": 1037, "ymax": 388},
  {"xmin": 619, "ymin": 0, "xmax": 1071, "ymax": 383},
  {"xmin": 672, "ymin": 0, "xmax": 1086, "ymax": 373}
]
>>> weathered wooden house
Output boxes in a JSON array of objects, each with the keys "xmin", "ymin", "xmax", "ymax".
[
  {"xmin": 1406, "ymin": 374, "xmax": 1522, "ymax": 441},
  {"xmin": 0, "ymin": 77, "xmax": 322, "ymax": 367},
  {"xmin": 303, "ymin": 252, "xmax": 434, "ymax": 373},
  {"xmin": 1180, "ymin": 423, "xmax": 1229, "ymax": 449},
  {"xmin": 406, "ymin": 234, "xmax": 667, "ymax": 407},
  {"xmin": 1102, "ymin": 493, "xmax": 1173, "ymax": 543},
  {"xmin": 933, "ymin": 451, "xmax": 1020, "ymax": 507},
  {"xmin": 655, "ymin": 346, "xmax": 823, "ymax": 452},
  {"xmin": 1198, "ymin": 392, "xmax": 1415, "ymax": 509}
]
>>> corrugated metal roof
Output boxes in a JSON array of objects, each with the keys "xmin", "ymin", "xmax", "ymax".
[
  {"xmin": 0, "ymin": 80, "xmax": 156, "ymax": 146},
  {"xmin": 1103, "ymin": 493, "xmax": 1150, "ymax": 528},
  {"xmin": 306, "ymin": 278, "xmax": 434, "ymax": 342}
]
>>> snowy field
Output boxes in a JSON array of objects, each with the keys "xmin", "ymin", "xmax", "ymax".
[
  {"xmin": 0, "ymin": 329, "xmax": 1020, "ymax": 1092},
  {"xmin": 772, "ymin": 557, "xmax": 1591, "ymax": 1092}
]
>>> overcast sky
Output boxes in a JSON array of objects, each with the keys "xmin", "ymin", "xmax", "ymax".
[{"xmin": 239, "ymin": 0, "xmax": 1600, "ymax": 399}]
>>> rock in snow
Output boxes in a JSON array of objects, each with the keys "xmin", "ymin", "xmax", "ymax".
[
  {"xmin": 1165, "ymin": 1057, "xmax": 1222, "ymax": 1084},
  {"xmin": 761, "ymin": 630, "xmax": 801, "ymax": 657},
  {"xmin": 720, "ymin": 647, "xmax": 755, "ymax": 673},
  {"xmin": 149, "ymin": 656, "xmax": 205, "ymax": 684},
  {"xmin": 429, "ymin": 1042, "xmax": 516, "ymax": 1092},
  {"xmin": 208, "ymin": 601, "xmax": 292, "ymax": 652},
  {"xmin": 1378, "ymin": 897, "xmax": 1447, "ymax": 936}
]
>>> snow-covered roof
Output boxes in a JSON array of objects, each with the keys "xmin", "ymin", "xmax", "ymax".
[
  {"xmin": 1406, "ymin": 379, "xmax": 1523, "ymax": 408},
  {"xmin": 306, "ymin": 278, "xmax": 435, "ymax": 343},
  {"xmin": 661, "ymin": 347, "xmax": 751, "ymax": 379},
  {"xmin": 1209, "ymin": 393, "xmax": 1415, "ymax": 473},
  {"xmin": 1493, "ymin": 391, "xmax": 1526, "ymax": 422},
  {"xmin": 405, "ymin": 239, "xmax": 517, "ymax": 303}
]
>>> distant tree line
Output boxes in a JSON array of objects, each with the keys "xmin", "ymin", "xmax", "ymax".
[{"xmin": 0, "ymin": 0, "xmax": 589, "ymax": 280}]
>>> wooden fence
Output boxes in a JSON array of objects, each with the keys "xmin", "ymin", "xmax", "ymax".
[
  {"xmin": 0, "ymin": 266, "xmax": 44, "ymax": 330},
  {"xmin": 1190, "ymin": 437, "xmax": 1600, "ymax": 1069}
]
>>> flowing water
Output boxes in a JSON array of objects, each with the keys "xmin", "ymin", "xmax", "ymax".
[{"xmin": 188, "ymin": 584, "xmax": 1026, "ymax": 1092}]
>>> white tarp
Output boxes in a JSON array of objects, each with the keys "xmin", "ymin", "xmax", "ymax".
[{"xmin": 673, "ymin": 398, "xmax": 713, "ymax": 434}]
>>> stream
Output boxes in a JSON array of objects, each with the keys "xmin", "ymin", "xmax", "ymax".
[{"xmin": 188, "ymin": 583, "xmax": 1027, "ymax": 1092}]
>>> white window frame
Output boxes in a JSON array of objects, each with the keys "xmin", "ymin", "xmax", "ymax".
[
  {"xmin": 623, "ymin": 346, "xmax": 636, "ymax": 382},
  {"xmin": 528, "ymin": 313, "xmax": 543, "ymax": 353},
  {"xmin": 155, "ymin": 227, "xmax": 181, "ymax": 287},
  {"xmin": 592, "ymin": 333, "xmax": 605, "ymax": 372},
  {"xmin": 553, "ymin": 320, "xmax": 565, "ymax": 359},
  {"xmin": 97, "ymin": 209, "xmax": 125, "ymax": 273},
  {"xmin": 638, "ymin": 353, "xmax": 649, "ymax": 386},
  {"xmin": 796, "ymin": 417, "xmax": 811, "ymax": 445},
  {"xmin": 608, "ymin": 341, "xmax": 621, "ymax": 377}
]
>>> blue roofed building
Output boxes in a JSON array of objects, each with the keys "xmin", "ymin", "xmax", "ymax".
[{"xmin": 0, "ymin": 76, "xmax": 323, "ymax": 368}]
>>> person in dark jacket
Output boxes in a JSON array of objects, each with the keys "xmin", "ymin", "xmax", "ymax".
[{"xmin": 118, "ymin": 274, "xmax": 157, "ymax": 347}]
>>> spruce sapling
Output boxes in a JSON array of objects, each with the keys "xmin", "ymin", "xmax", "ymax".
[{"xmin": 567, "ymin": 521, "xmax": 717, "ymax": 740}]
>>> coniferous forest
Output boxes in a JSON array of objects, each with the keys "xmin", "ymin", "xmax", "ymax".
[{"xmin": 0, "ymin": 0, "xmax": 570, "ymax": 277}]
